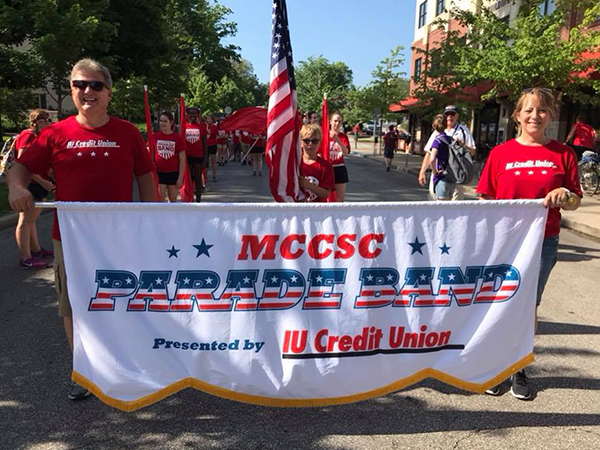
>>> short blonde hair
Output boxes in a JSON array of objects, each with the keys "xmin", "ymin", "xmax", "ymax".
[
  {"xmin": 300, "ymin": 124, "xmax": 322, "ymax": 141},
  {"xmin": 70, "ymin": 58, "xmax": 113, "ymax": 89},
  {"xmin": 432, "ymin": 114, "xmax": 446, "ymax": 133},
  {"xmin": 512, "ymin": 88, "xmax": 557, "ymax": 121}
]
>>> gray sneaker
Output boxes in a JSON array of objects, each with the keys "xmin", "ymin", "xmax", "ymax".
[
  {"xmin": 68, "ymin": 381, "xmax": 91, "ymax": 401},
  {"xmin": 510, "ymin": 370, "xmax": 532, "ymax": 400}
]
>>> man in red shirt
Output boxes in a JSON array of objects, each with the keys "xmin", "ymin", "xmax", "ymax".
[
  {"xmin": 565, "ymin": 116, "xmax": 597, "ymax": 160},
  {"xmin": 7, "ymin": 58, "xmax": 156, "ymax": 401}
]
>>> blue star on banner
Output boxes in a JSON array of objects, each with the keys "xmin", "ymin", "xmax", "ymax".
[
  {"xmin": 193, "ymin": 239, "xmax": 213, "ymax": 258},
  {"xmin": 439, "ymin": 243, "xmax": 451, "ymax": 255},
  {"xmin": 167, "ymin": 246, "xmax": 180, "ymax": 258},
  {"xmin": 409, "ymin": 237, "xmax": 426, "ymax": 255}
]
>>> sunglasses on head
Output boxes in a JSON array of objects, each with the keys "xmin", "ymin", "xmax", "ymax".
[
  {"xmin": 72, "ymin": 80, "xmax": 107, "ymax": 92},
  {"xmin": 302, "ymin": 138, "xmax": 320, "ymax": 145}
]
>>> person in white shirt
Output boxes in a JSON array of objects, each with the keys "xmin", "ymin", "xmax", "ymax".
[{"xmin": 418, "ymin": 105, "xmax": 476, "ymax": 200}]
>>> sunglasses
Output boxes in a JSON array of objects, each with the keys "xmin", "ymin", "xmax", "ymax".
[
  {"xmin": 445, "ymin": 112, "xmax": 457, "ymax": 116},
  {"xmin": 72, "ymin": 80, "xmax": 107, "ymax": 92},
  {"xmin": 302, "ymin": 138, "xmax": 320, "ymax": 145}
]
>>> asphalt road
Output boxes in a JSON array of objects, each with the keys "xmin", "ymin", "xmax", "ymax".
[{"xmin": 1, "ymin": 155, "xmax": 599, "ymax": 450}]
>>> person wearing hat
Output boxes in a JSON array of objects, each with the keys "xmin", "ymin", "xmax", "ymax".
[{"xmin": 418, "ymin": 105, "xmax": 476, "ymax": 200}]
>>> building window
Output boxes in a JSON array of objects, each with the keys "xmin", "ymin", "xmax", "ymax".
[
  {"xmin": 414, "ymin": 58, "xmax": 422, "ymax": 81},
  {"xmin": 419, "ymin": 1, "xmax": 427, "ymax": 28},
  {"xmin": 436, "ymin": 0, "xmax": 444, "ymax": 16},
  {"xmin": 500, "ymin": 15, "xmax": 510, "ymax": 25},
  {"xmin": 37, "ymin": 93, "xmax": 47, "ymax": 109},
  {"xmin": 539, "ymin": 0, "xmax": 556, "ymax": 16}
]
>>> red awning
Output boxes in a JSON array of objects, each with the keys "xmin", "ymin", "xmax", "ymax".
[{"xmin": 389, "ymin": 97, "xmax": 419, "ymax": 112}]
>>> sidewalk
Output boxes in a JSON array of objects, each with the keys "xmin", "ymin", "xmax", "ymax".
[{"xmin": 351, "ymin": 139, "xmax": 600, "ymax": 240}]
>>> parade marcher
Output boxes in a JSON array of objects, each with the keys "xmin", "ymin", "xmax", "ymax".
[
  {"xmin": 250, "ymin": 133, "xmax": 265, "ymax": 177},
  {"xmin": 232, "ymin": 130, "xmax": 242, "ymax": 162},
  {"xmin": 7, "ymin": 58, "xmax": 156, "ymax": 401},
  {"xmin": 240, "ymin": 131, "xmax": 253, "ymax": 166},
  {"xmin": 565, "ymin": 115, "xmax": 596, "ymax": 160},
  {"xmin": 205, "ymin": 115, "xmax": 218, "ymax": 181},
  {"xmin": 216, "ymin": 122, "xmax": 228, "ymax": 166},
  {"xmin": 184, "ymin": 107, "xmax": 207, "ymax": 201},
  {"xmin": 326, "ymin": 112, "xmax": 351, "ymax": 202},
  {"xmin": 427, "ymin": 114, "xmax": 456, "ymax": 200},
  {"xmin": 299, "ymin": 124, "xmax": 335, "ymax": 202},
  {"xmin": 14, "ymin": 109, "xmax": 55, "ymax": 269},
  {"xmin": 477, "ymin": 87, "xmax": 582, "ymax": 400},
  {"xmin": 383, "ymin": 124, "xmax": 398, "ymax": 172},
  {"xmin": 419, "ymin": 105, "xmax": 476, "ymax": 199},
  {"xmin": 353, "ymin": 123, "xmax": 361, "ymax": 149},
  {"xmin": 155, "ymin": 111, "xmax": 186, "ymax": 202},
  {"xmin": 308, "ymin": 111, "xmax": 319, "ymax": 125}
]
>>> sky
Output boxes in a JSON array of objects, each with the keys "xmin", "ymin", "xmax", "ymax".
[{"xmin": 218, "ymin": 0, "xmax": 417, "ymax": 87}]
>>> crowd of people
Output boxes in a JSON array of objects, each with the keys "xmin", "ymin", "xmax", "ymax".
[{"xmin": 5, "ymin": 58, "xmax": 585, "ymax": 403}]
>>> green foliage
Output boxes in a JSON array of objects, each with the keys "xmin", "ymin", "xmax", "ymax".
[
  {"xmin": 413, "ymin": 0, "xmax": 600, "ymax": 111},
  {"xmin": 295, "ymin": 56, "xmax": 353, "ymax": 113},
  {"xmin": 0, "ymin": 87, "xmax": 34, "ymax": 131}
]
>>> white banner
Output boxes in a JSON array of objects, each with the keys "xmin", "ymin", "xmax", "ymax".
[{"xmin": 57, "ymin": 201, "xmax": 547, "ymax": 411}]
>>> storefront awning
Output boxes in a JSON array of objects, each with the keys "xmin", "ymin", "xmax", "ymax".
[{"xmin": 389, "ymin": 97, "xmax": 419, "ymax": 112}]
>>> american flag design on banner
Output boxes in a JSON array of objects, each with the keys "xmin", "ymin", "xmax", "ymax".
[{"xmin": 265, "ymin": 0, "xmax": 304, "ymax": 202}]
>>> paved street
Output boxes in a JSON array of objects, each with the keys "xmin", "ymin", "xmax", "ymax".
[{"xmin": 1, "ymin": 155, "xmax": 600, "ymax": 450}]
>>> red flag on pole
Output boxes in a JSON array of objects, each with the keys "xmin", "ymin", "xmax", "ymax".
[
  {"xmin": 143, "ymin": 85, "xmax": 160, "ymax": 201},
  {"xmin": 265, "ymin": 0, "xmax": 304, "ymax": 202},
  {"xmin": 178, "ymin": 94, "xmax": 194, "ymax": 202},
  {"xmin": 321, "ymin": 94, "xmax": 337, "ymax": 202}
]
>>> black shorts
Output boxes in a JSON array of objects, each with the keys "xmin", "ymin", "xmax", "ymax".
[
  {"xmin": 28, "ymin": 182, "xmax": 49, "ymax": 201},
  {"xmin": 207, "ymin": 145, "xmax": 218, "ymax": 155},
  {"xmin": 250, "ymin": 146, "xmax": 264, "ymax": 155},
  {"xmin": 333, "ymin": 165, "xmax": 349, "ymax": 184},
  {"xmin": 187, "ymin": 156, "xmax": 204, "ymax": 165},
  {"xmin": 233, "ymin": 143, "xmax": 242, "ymax": 154},
  {"xmin": 157, "ymin": 171, "xmax": 179, "ymax": 186},
  {"xmin": 384, "ymin": 147, "xmax": 395, "ymax": 159}
]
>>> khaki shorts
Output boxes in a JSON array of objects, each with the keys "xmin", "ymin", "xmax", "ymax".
[{"xmin": 53, "ymin": 239, "xmax": 72, "ymax": 317}]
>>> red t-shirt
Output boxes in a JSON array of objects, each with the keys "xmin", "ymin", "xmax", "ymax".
[
  {"xmin": 206, "ymin": 123, "xmax": 218, "ymax": 146},
  {"xmin": 476, "ymin": 139, "xmax": 582, "ymax": 237},
  {"xmin": 233, "ymin": 131, "xmax": 241, "ymax": 144},
  {"xmin": 573, "ymin": 122, "xmax": 595, "ymax": 149},
  {"xmin": 17, "ymin": 116, "xmax": 154, "ymax": 240},
  {"xmin": 15, "ymin": 129, "xmax": 49, "ymax": 179},
  {"xmin": 328, "ymin": 132, "xmax": 350, "ymax": 166},
  {"xmin": 216, "ymin": 126, "xmax": 227, "ymax": 145},
  {"xmin": 154, "ymin": 131, "xmax": 185, "ymax": 173},
  {"xmin": 300, "ymin": 155, "xmax": 335, "ymax": 202},
  {"xmin": 184, "ymin": 123, "xmax": 206, "ymax": 158}
]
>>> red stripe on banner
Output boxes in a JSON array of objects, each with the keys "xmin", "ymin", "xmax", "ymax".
[
  {"xmin": 135, "ymin": 294, "xmax": 168, "ymax": 300},
  {"xmin": 128, "ymin": 304, "xmax": 146, "ymax": 310},
  {"xmin": 222, "ymin": 292, "xmax": 255, "ymax": 299},
  {"xmin": 90, "ymin": 303, "xmax": 114, "ymax": 310},
  {"xmin": 170, "ymin": 304, "xmax": 193, "ymax": 311},
  {"xmin": 198, "ymin": 304, "xmax": 232, "ymax": 311},
  {"xmin": 400, "ymin": 289, "xmax": 432, "ymax": 295},
  {"xmin": 262, "ymin": 292, "xmax": 280, "ymax": 299},
  {"xmin": 236, "ymin": 303, "xmax": 258, "ymax": 310},
  {"xmin": 176, "ymin": 293, "xmax": 192, "ymax": 300},
  {"xmin": 355, "ymin": 300, "xmax": 391, "ymax": 307},
  {"xmin": 304, "ymin": 302, "xmax": 340, "ymax": 308},
  {"xmin": 438, "ymin": 288, "xmax": 474, "ymax": 295},
  {"xmin": 97, "ymin": 292, "xmax": 130, "ymax": 299},
  {"xmin": 480, "ymin": 285, "xmax": 517, "ymax": 293},
  {"xmin": 149, "ymin": 304, "xmax": 170, "ymax": 311}
]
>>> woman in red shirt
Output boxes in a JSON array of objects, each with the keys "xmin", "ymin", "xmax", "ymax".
[
  {"xmin": 216, "ymin": 123, "xmax": 228, "ymax": 167},
  {"xmin": 14, "ymin": 109, "xmax": 55, "ymax": 269},
  {"xmin": 154, "ymin": 111, "xmax": 186, "ymax": 202},
  {"xmin": 477, "ymin": 87, "xmax": 582, "ymax": 400},
  {"xmin": 328, "ymin": 112, "xmax": 350, "ymax": 202}
]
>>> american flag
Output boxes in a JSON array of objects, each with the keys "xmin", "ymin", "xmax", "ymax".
[{"xmin": 265, "ymin": 0, "xmax": 303, "ymax": 202}]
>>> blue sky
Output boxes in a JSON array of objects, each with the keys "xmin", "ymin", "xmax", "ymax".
[{"xmin": 218, "ymin": 0, "xmax": 417, "ymax": 87}]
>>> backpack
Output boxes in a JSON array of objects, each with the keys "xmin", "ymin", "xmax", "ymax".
[
  {"xmin": 0, "ymin": 135, "xmax": 18, "ymax": 177},
  {"xmin": 437, "ymin": 130, "xmax": 474, "ymax": 185}
]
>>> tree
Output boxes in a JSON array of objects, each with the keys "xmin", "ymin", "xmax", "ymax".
[
  {"xmin": 369, "ymin": 46, "xmax": 410, "ymax": 121},
  {"xmin": 295, "ymin": 56, "xmax": 353, "ymax": 113},
  {"xmin": 413, "ymin": 0, "xmax": 600, "ymax": 112}
]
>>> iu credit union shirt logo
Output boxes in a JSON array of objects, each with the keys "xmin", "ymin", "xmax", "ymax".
[
  {"xmin": 186, "ymin": 128, "xmax": 200, "ymax": 144},
  {"xmin": 157, "ymin": 140, "xmax": 176, "ymax": 159}
]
